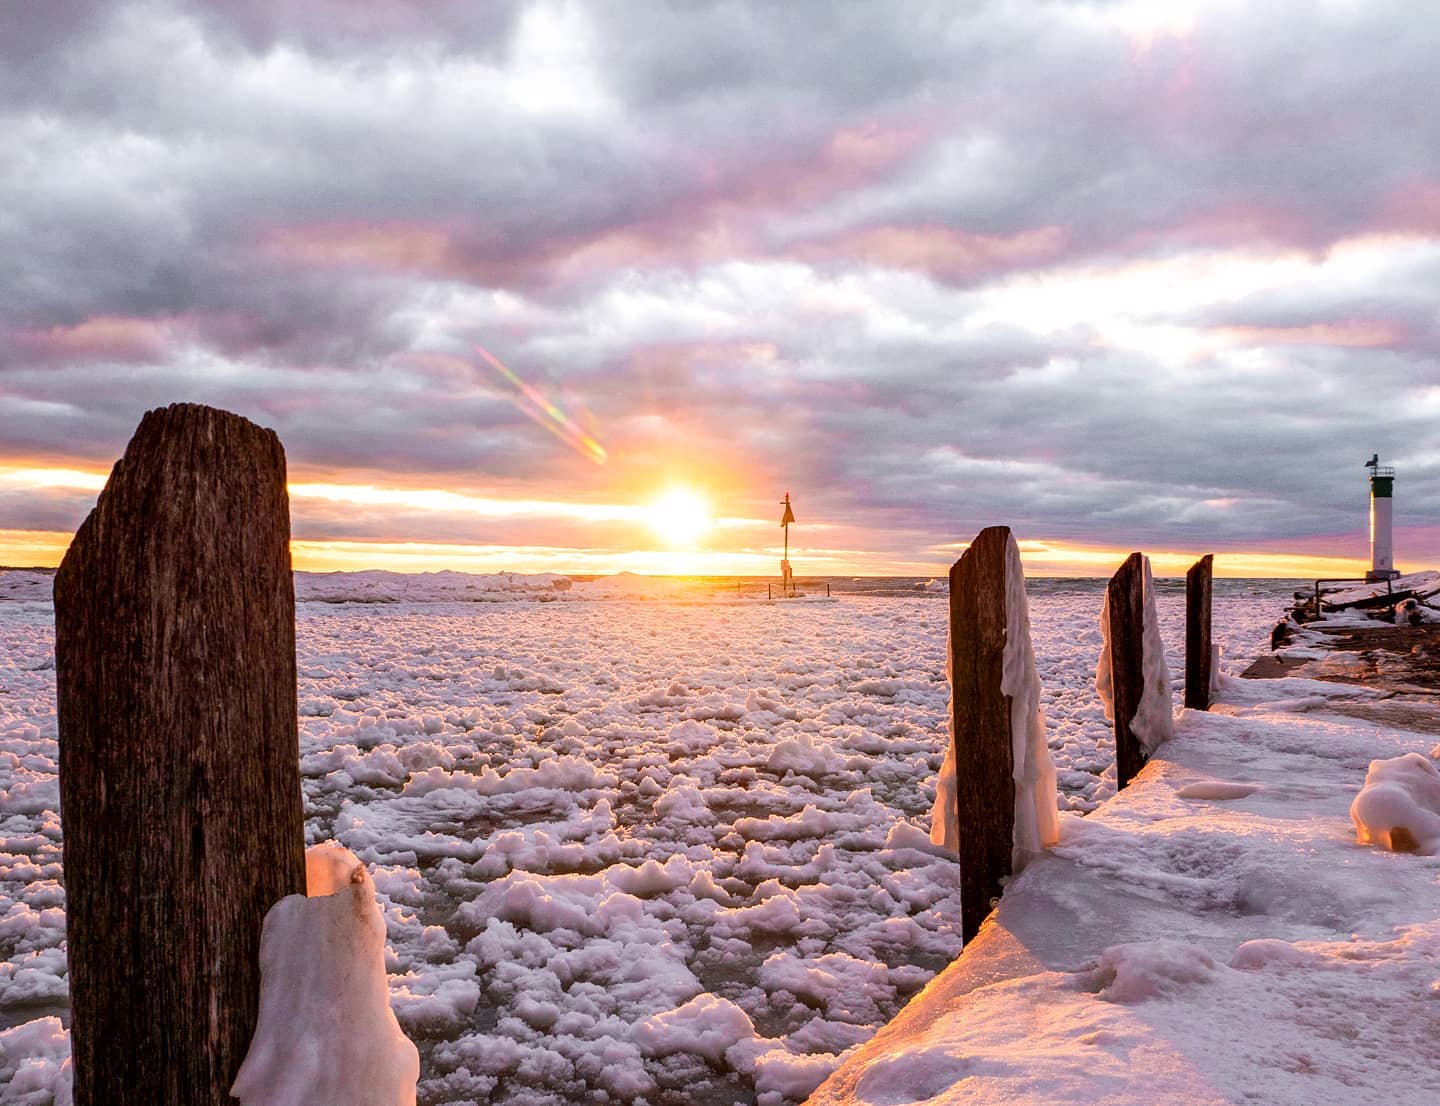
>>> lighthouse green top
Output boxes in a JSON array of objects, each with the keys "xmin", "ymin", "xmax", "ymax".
[{"xmin": 1371, "ymin": 473, "xmax": 1394, "ymax": 498}]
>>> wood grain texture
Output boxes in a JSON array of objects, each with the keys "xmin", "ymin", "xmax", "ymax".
[
  {"xmin": 1185, "ymin": 554, "xmax": 1214, "ymax": 711},
  {"xmin": 949, "ymin": 525, "xmax": 1014, "ymax": 946},
  {"xmin": 1108, "ymin": 552, "xmax": 1147, "ymax": 790},
  {"xmin": 54, "ymin": 403, "xmax": 306, "ymax": 1106}
]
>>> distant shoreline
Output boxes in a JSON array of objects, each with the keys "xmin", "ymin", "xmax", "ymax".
[{"xmin": 0, "ymin": 566, "xmax": 1317, "ymax": 582}]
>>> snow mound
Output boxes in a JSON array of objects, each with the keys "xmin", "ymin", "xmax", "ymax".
[
  {"xmin": 1175, "ymin": 779, "xmax": 1262, "ymax": 801},
  {"xmin": 1229, "ymin": 938, "xmax": 1323, "ymax": 971},
  {"xmin": 1350, "ymin": 752, "xmax": 1440, "ymax": 854},
  {"xmin": 1090, "ymin": 940, "xmax": 1220, "ymax": 1003},
  {"xmin": 852, "ymin": 1048, "xmax": 976, "ymax": 1106},
  {"xmin": 231, "ymin": 845, "xmax": 419, "ymax": 1106}
]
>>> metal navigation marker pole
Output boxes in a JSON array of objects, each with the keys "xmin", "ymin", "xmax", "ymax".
[{"xmin": 780, "ymin": 492, "xmax": 796, "ymax": 597}]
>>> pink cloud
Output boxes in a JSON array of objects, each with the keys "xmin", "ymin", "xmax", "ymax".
[
  {"xmin": 1376, "ymin": 178, "xmax": 1440, "ymax": 236},
  {"xmin": 11, "ymin": 315, "xmax": 174, "ymax": 363},
  {"xmin": 728, "ymin": 121, "xmax": 929, "ymax": 211},
  {"xmin": 1211, "ymin": 319, "xmax": 1409, "ymax": 349},
  {"xmin": 9, "ymin": 310, "xmax": 324, "ymax": 366},
  {"xmin": 795, "ymin": 224, "xmax": 1069, "ymax": 283},
  {"xmin": 261, "ymin": 221, "xmax": 468, "ymax": 274},
  {"xmin": 1126, "ymin": 178, "xmax": 1440, "ymax": 260}
]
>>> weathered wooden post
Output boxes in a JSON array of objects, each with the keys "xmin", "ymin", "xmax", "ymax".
[
  {"xmin": 1185, "ymin": 553, "xmax": 1214, "ymax": 711},
  {"xmin": 948, "ymin": 525, "xmax": 1016, "ymax": 945},
  {"xmin": 54, "ymin": 404, "xmax": 306, "ymax": 1106},
  {"xmin": 1106, "ymin": 552, "xmax": 1147, "ymax": 789}
]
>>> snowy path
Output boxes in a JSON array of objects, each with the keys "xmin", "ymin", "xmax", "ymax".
[{"xmin": 812, "ymin": 673, "xmax": 1440, "ymax": 1105}]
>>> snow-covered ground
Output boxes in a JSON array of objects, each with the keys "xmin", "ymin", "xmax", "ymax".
[
  {"xmin": 0, "ymin": 571, "xmax": 1285, "ymax": 1104},
  {"xmin": 812, "ymin": 671, "xmax": 1440, "ymax": 1105}
]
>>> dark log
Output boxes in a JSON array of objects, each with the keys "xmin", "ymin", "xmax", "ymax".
[
  {"xmin": 1329, "ymin": 588, "xmax": 1414, "ymax": 612},
  {"xmin": 54, "ymin": 403, "xmax": 306, "ymax": 1106},
  {"xmin": 1107, "ymin": 552, "xmax": 1147, "ymax": 789},
  {"xmin": 949, "ymin": 525, "xmax": 1014, "ymax": 945},
  {"xmin": 1184, "ymin": 554, "xmax": 1214, "ymax": 711}
]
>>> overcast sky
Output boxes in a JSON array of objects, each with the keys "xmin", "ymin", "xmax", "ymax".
[{"xmin": 3, "ymin": 0, "xmax": 1438, "ymax": 575}]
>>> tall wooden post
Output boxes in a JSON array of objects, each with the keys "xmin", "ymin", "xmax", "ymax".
[
  {"xmin": 949, "ymin": 525, "xmax": 1015, "ymax": 945},
  {"xmin": 1107, "ymin": 552, "xmax": 1147, "ymax": 789},
  {"xmin": 54, "ymin": 404, "xmax": 306, "ymax": 1106},
  {"xmin": 1185, "ymin": 554, "xmax": 1214, "ymax": 711}
]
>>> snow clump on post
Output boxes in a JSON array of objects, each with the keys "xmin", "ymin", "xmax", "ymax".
[
  {"xmin": 999, "ymin": 533, "xmax": 1060, "ymax": 863},
  {"xmin": 929, "ymin": 528, "xmax": 1058, "ymax": 866},
  {"xmin": 231, "ymin": 843, "xmax": 419, "ymax": 1106},
  {"xmin": 1095, "ymin": 555, "xmax": 1174, "ymax": 755}
]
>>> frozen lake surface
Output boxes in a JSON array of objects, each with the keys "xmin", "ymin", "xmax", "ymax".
[{"xmin": 0, "ymin": 573, "xmax": 1289, "ymax": 1105}]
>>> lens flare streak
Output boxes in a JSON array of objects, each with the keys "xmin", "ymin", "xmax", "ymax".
[{"xmin": 476, "ymin": 345, "xmax": 607, "ymax": 465}]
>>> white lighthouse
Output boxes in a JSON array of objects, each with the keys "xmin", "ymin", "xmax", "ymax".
[{"xmin": 1365, "ymin": 454, "xmax": 1399, "ymax": 582}]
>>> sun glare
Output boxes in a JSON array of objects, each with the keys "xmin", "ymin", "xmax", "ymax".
[{"xmin": 647, "ymin": 489, "xmax": 713, "ymax": 548}]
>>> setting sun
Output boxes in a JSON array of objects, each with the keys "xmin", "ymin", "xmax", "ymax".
[{"xmin": 647, "ymin": 489, "xmax": 713, "ymax": 548}]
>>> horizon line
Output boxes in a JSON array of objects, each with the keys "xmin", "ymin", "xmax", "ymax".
[{"xmin": 0, "ymin": 528, "xmax": 1420, "ymax": 583}]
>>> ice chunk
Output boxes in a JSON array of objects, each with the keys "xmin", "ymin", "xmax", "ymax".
[
  {"xmin": 230, "ymin": 844, "xmax": 419, "ymax": 1106},
  {"xmin": 633, "ymin": 993, "xmax": 756, "ymax": 1062},
  {"xmin": 1350, "ymin": 752, "xmax": 1440, "ymax": 854},
  {"xmin": 768, "ymin": 733, "xmax": 842, "ymax": 777},
  {"xmin": 754, "ymin": 1047, "xmax": 840, "ymax": 1101},
  {"xmin": 0, "ymin": 1017, "xmax": 71, "ymax": 1105}
]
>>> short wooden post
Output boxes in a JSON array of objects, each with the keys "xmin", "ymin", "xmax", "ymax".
[
  {"xmin": 1107, "ymin": 552, "xmax": 1147, "ymax": 789},
  {"xmin": 949, "ymin": 525, "xmax": 1015, "ymax": 945},
  {"xmin": 1185, "ymin": 554, "xmax": 1214, "ymax": 710},
  {"xmin": 55, "ymin": 404, "xmax": 306, "ymax": 1106}
]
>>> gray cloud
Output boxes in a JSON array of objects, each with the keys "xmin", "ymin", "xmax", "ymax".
[{"xmin": 5, "ymin": 1, "xmax": 1440, "ymax": 567}]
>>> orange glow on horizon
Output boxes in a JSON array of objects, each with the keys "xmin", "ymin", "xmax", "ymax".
[
  {"xmin": 0, "ymin": 526, "xmax": 1400, "ymax": 580},
  {"xmin": 0, "ymin": 463, "xmax": 1411, "ymax": 580}
]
